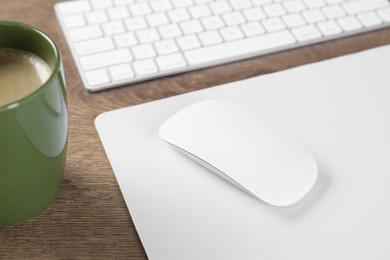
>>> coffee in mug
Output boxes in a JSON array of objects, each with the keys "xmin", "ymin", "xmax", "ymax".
[{"xmin": 0, "ymin": 47, "xmax": 52, "ymax": 106}]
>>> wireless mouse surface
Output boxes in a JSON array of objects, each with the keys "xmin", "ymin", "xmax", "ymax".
[{"xmin": 159, "ymin": 100, "xmax": 318, "ymax": 206}]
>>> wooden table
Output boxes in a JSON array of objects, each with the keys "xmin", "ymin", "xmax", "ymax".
[{"xmin": 1, "ymin": 0, "xmax": 390, "ymax": 258}]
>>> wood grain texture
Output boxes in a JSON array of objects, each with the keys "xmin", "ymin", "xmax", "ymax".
[{"xmin": 1, "ymin": 0, "xmax": 390, "ymax": 258}]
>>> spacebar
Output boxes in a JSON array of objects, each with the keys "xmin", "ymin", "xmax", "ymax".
[{"xmin": 184, "ymin": 30, "xmax": 296, "ymax": 65}]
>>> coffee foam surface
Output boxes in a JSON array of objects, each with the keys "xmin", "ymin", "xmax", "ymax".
[{"xmin": 0, "ymin": 47, "xmax": 52, "ymax": 107}]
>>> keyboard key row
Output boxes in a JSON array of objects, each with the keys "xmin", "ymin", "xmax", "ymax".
[
  {"xmin": 74, "ymin": 9, "xmax": 389, "ymax": 59},
  {"xmin": 85, "ymin": 53, "xmax": 187, "ymax": 86},
  {"xmin": 67, "ymin": 5, "xmax": 390, "ymax": 43},
  {"xmin": 60, "ymin": 0, "xmax": 390, "ymax": 23},
  {"xmin": 69, "ymin": 7, "xmax": 389, "ymax": 45},
  {"xmin": 181, "ymin": 30, "xmax": 295, "ymax": 65},
  {"xmin": 80, "ymin": 49, "xmax": 133, "ymax": 70}
]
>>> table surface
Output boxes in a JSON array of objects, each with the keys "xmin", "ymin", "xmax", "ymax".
[{"xmin": 1, "ymin": 0, "xmax": 390, "ymax": 259}]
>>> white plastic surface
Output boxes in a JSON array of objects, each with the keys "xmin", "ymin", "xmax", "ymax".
[
  {"xmin": 159, "ymin": 100, "xmax": 318, "ymax": 206},
  {"xmin": 95, "ymin": 45, "xmax": 390, "ymax": 260}
]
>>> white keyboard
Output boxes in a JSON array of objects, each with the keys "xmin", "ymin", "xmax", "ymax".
[{"xmin": 55, "ymin": 0, "xmax": 390, "ymax": 92}]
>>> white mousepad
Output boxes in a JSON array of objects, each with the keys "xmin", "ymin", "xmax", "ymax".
[{"xmin": 96, "ymin": 45, "xmax": 390, "ymax": 260}]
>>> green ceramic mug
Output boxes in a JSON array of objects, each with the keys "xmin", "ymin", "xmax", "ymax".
[{"xmin": 0, "ymin": 21, "xmax": 67, "ymax": 225}]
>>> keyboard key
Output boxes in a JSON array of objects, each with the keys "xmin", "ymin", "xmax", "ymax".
[
  {"xmin": 150, "ymin": 0, "xmax": 173, "ymax": 12},
  {"xmin": 57, "ymin": 0, "xmax": 91, "ymax": 15},
  {"xmin": 85, "ymin": 69, "xmax": 110, "ymax": 86},
  {"xmin": 113, "ymin": 0, "xmax": 134, "ymax": 6},
  {"xmin": 282, "ymin": 13, "xmax": 306, "ymax": 28},
  {"xmin": 107, "ymin": 6, "xmax": 130, "ymax": 20},
  {"xmin": 129, "ymin": 2, "xmax": 152, "ymax": 16},
  {"xmin": 222, "ymin": 11, "xmax": 246, "ymax": 26},
  {"xmin": 63, "ymin": 14, "xmax": 86, "ymax": 28},
  {"xmin": 337, "ymin": 16, "xmax": 363, "ymax": 31},
  {"xmin": 241, "ymin": 22, "xmax": 265, "ymax": 36},
  {"xmin": 317, "ymin": 20, "xmax": 343, "ymax": 36},
  {"xmin": 124, "ymin": 17, "xmax": 148, "ymax": 31},
  {"xmin": 377, "ymin": 7, "xmax": 390, "ymax": 22},
  {"xmin": 194, "ymin": 0, "xmax": 213, "ymax": 3},
  {"xmin": 171, "ymin": 0, "xmax": 193, "ymax": 8},
  {"xmin": 69, "ymin": 25, "xmax": 103, "ymax": 42},
  {"xmin": 242, "ymin": 7, "xmax": 266, "ymax": 21},
  {"xmin": 132, "ymin": 44, "xmax": 156, "ymax": 60},
  {"xmin": 302, "ymin": 9, "xmax": 326, "ymax": 23},
  {"xmin": 158, "ymin": 24, "xmax": 183, "ymax": 39},
  {"xmin": 357, "ymin": 12, "xmax": 382, "ymax": 27},
  {"xmin": 91, "ymin": 0, "xmax": 113, "ymax": 10},
  {"xmin": 198, "ymin": 30, "xmax": 223, "ymax": 45},
  {"xmin": 220, "ymin": 26, "xmax": 244, "ymax": 41},
  {"xmin": 251, "ymin": 0, "xmax": 272, "ymax": 6},
  {"xmin": 326, "ymin": 0, "xmax": 345, "ymax": 4},
  {"xmin": 74, "ymin": 37, "xmax": 115, "ymax": 56},
  {"xmin": 80, "ymin": 49, "xmax": 133, "ymax": 70},
  {"xmin": 292, "ymin": 24, "xmax": 322, "ymax": 41},
  {"xmin": 177, "ymin": 35, "xmax": 202, "ymax": 50},
  {"xmin": 263, "ymin": 3, "xmax": 287, "ymax": 17},
  {"xmin": 201, "ymin": 16, "xmax": 225, "ymax": 30},
  {"xmin": 262, "ymin": 17, "xmax": 286, "ymax": 32},
  {"xmin": 230, "ymin": 0, "xmax": 252, "ymax": 10},
  {"xmin": 343, "ymin": 0, "xmax": 389, "ymax": 15},
  {"xmin": 209, "ymin": 1, "xmax": 233, "ymax": 14},
  {"xmin": 85, "ymin": 10, "xmax": 109, "ymax": 24},
  {"xmin": 184, "ymin": 30, "xmax": 296, "ymax": 65},
  {"xmin": 136, "ymin": 28, "xmax": 160, "ymax": 43},
  {"xmin": 283, "ymin": 0, "xmax": 306, "ymax": 13},
  {"xmin": 102, "ymin": 21, "xmax": 126, "ymax": 35},
  {"xmin": 156, "ymin": 53, "xmax": 187, "ymax": 71},
  {"xmin": 188, "ymin": 4, "xmax": 212, "ymax": 18},
  {"xmin": 109, "ymin": 63, "xmax": 134, "ymax": 81},
  {"xmin": 303, "ymin": 0, "xmax": 326, "ymax": 8},
  {"xmin": 154, "ymin": 39, "xmax": 179, "ymax": 55},
  {"xmin": 180, "ymin": 20, "xmax": 204, "ymax": 34},
  {"xmin": 146, "ymin": 13, "xmax": 170, "ymax": 27},
  {"xmin": 114, "ymin": 32, "xmax": 138, "ymax": 48},
  {"xmin": 322, "ymin": 5, "xmax": 346, "ymax": 19},
  {"xmin": 133, "ymin": 59, "xmax": 158, "ymax": 75},
  {"xmin": 167, "ymin": 8, "xmax": 191, "ymax": 23}
]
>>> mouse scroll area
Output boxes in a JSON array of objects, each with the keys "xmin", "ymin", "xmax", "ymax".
[{"xmin": 159, "ymin": 100, "xmax": 318, "ymax": 207}]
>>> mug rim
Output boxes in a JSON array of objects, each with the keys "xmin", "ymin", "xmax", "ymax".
[{"xmin": 0, "ymin": 20, "xmax": 62, "ymax": 112}]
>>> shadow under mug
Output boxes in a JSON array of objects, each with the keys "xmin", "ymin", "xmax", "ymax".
[{"xmin": 0, "ymin": 21, "xmax": 67, "ymax": 225}]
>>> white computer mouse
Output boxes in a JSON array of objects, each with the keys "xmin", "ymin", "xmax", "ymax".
[{"xmin": 159, "ymin": 100, "xmax": 318, "ymax": 207}]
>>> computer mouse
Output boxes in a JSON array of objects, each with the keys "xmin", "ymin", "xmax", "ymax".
[{"xmin": 159, "ymin": 100, "xmax": 318, "ymax": 207}]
